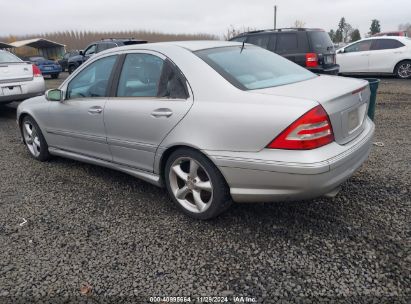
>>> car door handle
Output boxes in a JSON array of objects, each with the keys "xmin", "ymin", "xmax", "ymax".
[
  {"xmin": 151, "ymin": 108, "xmax": 173, "ymax": 118},
  {"xmin": 88, "ymin": 106, "xmax": 103, "ymax": 114}
]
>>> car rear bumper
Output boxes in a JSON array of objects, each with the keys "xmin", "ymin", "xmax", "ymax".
[
  {"xmin": 206, "ymin": 117, "xmax": 375, "ymax": 203},
  {"xmin": 309, "ymin": 64, "xmax": 340, "ymax": 75},
  {"xmin": 0, "ymin": 77, "xmax": 45, "ymax": 104}
]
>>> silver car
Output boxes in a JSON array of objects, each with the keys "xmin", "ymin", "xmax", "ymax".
[
  {"xmin": 0, "ymin": 50, "xmax": 45, "ymax": 105},
  {"xmin": 17, "ymin": 41, "xmax": 375, "ymax": 219}
]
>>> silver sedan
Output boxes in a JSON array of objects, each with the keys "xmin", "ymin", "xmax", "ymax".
[
  {"xmin": 17, "ymin": 41, "xmax": 375, "ymax": 219},
  {"xmin": 0, "ymin": 50, "xmax": 45, "ymax": 105}
]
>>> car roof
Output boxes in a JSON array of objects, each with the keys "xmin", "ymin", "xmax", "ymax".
[{"xmin": 103, "ymin": 40, "xmax": 243, "ymax": 53}]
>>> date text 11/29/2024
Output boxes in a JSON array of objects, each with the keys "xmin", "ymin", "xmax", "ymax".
[{"xmin": 149, "ymin": 296, "xmax": 258, "ymax": 303}]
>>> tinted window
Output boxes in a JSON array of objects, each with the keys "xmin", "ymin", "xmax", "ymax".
[
  {"xmin": 67, "ymin": 55, "xmax": 117, "ymax": 99},
  {"xmin": 0, "ymin": 51, "xmax": 22, "ymax": 63},
  {"xmin": 84, "ymin": 45, "xmax": 97, "ymax": 56},
  {"xmin": 195, "ymin": 46, "xmax": 316, "ymax": 90},
  {"xmin": 230, "ymin": 36, "xmax": 247, "ymax": 43},
  {"xmin": 276, "ymin": 34, "xmax": 298, "ymax": 52},
  {"xmin": 246, "ymin": 35, "xmax": 270, "ymax": 49},
  {"xmin": 372, "ymin": 39, "xmax": 404, "ymax": 50},
  {"xmin": 345, "ymin": 40, "xmax": 372, "ymax": 53},
  {"xmin": 157, "ymin": 60, "xmax": 189, "ymax": 99},
  {"xmin": 309, "ymin": 31, "xmax": 334, "ymax": 52},
  {"xmin": 117, "ymin": 53, "xmax": 164, "ymax": 97},
  {"xmin": 97, "ymin": 42, "xmax": 117, "ymax": 52}
]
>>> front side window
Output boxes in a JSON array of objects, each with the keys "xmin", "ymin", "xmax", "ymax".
[
  {"xmin": 67, "ymin": 55, "xmax": 117, "ymax": 99},
  {"xmin": 345, "ymin": 40, "xmax": 372, "ymax": 53},
  {"xmin": 117, "ymin": 53, "xmax": 188, "ymax": 99},
  {"xmin": 84, "ymin": 45, "xmax": 97, "ymax": 56},
  {"xmin": 195, "ymin": 46, "xmax": 316, "ymax": 90},
  {"xmin": 372, "ymin": 39, "xmax": 404, "ymax": 50}
]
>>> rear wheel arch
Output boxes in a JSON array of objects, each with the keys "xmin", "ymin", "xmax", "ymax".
[{"xmin": 159, "ymin": 145, "xmax": 229, "ymax": 188}]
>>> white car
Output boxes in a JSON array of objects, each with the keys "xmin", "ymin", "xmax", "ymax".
[
  {"xmin": 337, "ymin": 37, "xmax": 411, "ymax": 79},
  {"xmin": 0, "ymin": 50, "xmax": 45, "ymax": 105}
]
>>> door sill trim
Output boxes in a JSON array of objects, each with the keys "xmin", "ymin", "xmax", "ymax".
[{"xmin": 48, "ymin": 147, "xmax": 162, "ymax": 187}]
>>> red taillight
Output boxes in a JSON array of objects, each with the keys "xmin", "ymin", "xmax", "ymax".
[
  {"xmin": 267, "ymin": 105, "xmax": 334, "ymax": 150},
  {"xmin": 32, "ymin": 64, "xmax": 42, "ymax": 77},
  {"xmin": 305, "ymin": 53, "xmax": 318, "ymax": 68}
]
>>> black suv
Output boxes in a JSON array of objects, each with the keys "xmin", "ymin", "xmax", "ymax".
[
  {"xmin": 68, "ymin": 38, "xmax": 147, "ymax": 73},
  {"xmin": 230, "ymin": 28, "xmax": 339, "ymax": 75}
]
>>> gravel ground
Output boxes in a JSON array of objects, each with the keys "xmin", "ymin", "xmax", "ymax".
[{"xmin": 0, "ymin": 75, "xmax": 410, "ymax": 303}]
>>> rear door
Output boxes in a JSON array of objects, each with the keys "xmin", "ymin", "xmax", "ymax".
[
  {"xmin": 368, "ymin": 39, "xmax": 406, "ymax": 73},
  {"xmin": 337, "ymin": 40, "xmax": 373, "ymax": 73},
  {"xmin": 104, "ymin": 51, "xmax": 193, "ymax": 172}
]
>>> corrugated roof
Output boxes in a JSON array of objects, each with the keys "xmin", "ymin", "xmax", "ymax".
[{"xmin": 10, "ymin": 38, "xmax": 65, "ymax": 48}]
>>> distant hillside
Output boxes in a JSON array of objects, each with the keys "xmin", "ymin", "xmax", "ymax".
[{"xmin": 0, "ymin": 30, "xmax": 219, "ymax": 51}]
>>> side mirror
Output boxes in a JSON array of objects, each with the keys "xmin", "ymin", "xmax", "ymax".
[
  {"xmin": 79, "ymin": 50, "xmax": 84, "ymax": 56},
  {"xmin": 45, "ymin": 89, "xmax": 64, "ymax": 102},
  {"xmin": 337, "ymin": 49, "xmax": 345, "ymax": 54}
]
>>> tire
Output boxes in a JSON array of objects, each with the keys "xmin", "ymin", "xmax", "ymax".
[
  {"xmin": 394, "ymin": 60, "xmax": 411, "ymax": 79},
  {"xmin": 21, "ymin": 116, "xmax": 50, "ymax": 162},
  {"xmin": 68, "ymin": 65, "xmax": 75, "ymax": 74},
  {"xmin": 164, "ymin": 148, "xmax": 232, "ymax": 220},
  {"xmin": 51, "ymin": 73, "xmax": 59, "ymax": 79}
]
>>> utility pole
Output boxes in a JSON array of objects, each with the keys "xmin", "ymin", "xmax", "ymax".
[{"xmin": 274, "ymin": 5, "xmax": 277, "ymax": 30}]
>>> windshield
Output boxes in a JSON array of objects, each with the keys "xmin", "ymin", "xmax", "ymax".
[
  {"xmin": 195, "ymin": 46, "xmax": 316, "ymax": 90},
  {"xmin": 0, "ymin": 51, "xmax": 22, "ymax": 63}
]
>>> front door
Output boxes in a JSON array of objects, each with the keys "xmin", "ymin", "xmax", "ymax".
[
  {"xmin": 46, "ymin": 55, "xmax": 118, "ymax": 160},
  {"xmin": 104, "ymin": 51, "xmax": 193, "ymax": 172},
  {"xmin": 338, "ymin": 40, "xmax": 373, "ymax": 73}
]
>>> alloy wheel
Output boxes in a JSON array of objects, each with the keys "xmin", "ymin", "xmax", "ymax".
[
  {"xmin": 169, "ymin": 157, "xmax": 213, "ymax": 213},
  {"xmin": 398, "ymin": 62, "xmax": 411, "ymax": 78},
  {"xmin": 23, "ymin": 121, "xmax": 41, "ymax": 157}
]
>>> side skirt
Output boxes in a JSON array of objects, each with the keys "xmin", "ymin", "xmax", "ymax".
[{"xmin": 48, "ymin": 147, "xmax": 163, "ymax": 187}]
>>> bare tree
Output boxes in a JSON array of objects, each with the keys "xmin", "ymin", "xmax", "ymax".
[
  {"xmin": 223, "ymin": 25, "xmax": 257, "ymax": 40},
  {"xmin": 399, "ymin": 23, "xmax": 411, "ymax": 36},
  {"xmin": 293, "ymin": 20, "xmax": 306, "ymax": 28}
]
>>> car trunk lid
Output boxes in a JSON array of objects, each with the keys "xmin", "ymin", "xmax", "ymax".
[
  {"xmin": 0, "ymin": 62, "xmax": 33, "ymax": 83},
  {"xmin": 253, "ymin": 75, "xmax": 370, "ymax": 145}
]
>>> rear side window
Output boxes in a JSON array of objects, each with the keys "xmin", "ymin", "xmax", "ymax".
[
  {"xmin": 372, "ymin": 39, "xmax": 405, "ymax": 50},
  {"xmin": 308, "ymin": 31, "xmax": 334, "ymax": 52},
  {"xmin": 117, "ymin": 53, "xmax": 164, "ymax": 97},
  {"xmin": 276, "ymin": 34, "xmax": 298, "ymax": 53},
  {"xmin": 97, "ymin": 42, "xmax": 117, "ymax": 52},
  {"xmin": 0, "ymin": 51, "xmax": 21, "ymax": 63},
  {"xmin": 116, "ymin": 53, "xmax": 188, "ymax": 99},
  {"xmin": 246, "ymin": 35, "xmax": 270, "ymax": 49}
]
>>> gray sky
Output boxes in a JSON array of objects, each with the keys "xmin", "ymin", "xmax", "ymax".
[{"xmin": 1, "ymin": 0, "xmax": 410, "ymax": 38}]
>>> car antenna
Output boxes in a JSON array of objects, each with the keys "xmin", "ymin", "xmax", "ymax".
[{"xmin": 240, "ymin": 41, "xmax": 245, "ymax": 53}]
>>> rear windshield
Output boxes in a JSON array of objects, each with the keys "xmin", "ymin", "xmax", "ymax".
[
  {"xmin": 0, "ymin": 51, "xmax": 22, "ymax": 63},
  {"xmin": 308, "ymin": 31, "xmax": 334, "ymax": 52},
  {"xmin": 195, "ymin": 46, "xmax": 316, "ymax": 90}
]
